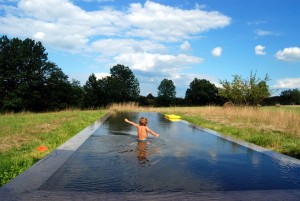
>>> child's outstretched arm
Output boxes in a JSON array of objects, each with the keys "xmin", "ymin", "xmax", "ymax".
[
  {"xmin": 124, "ymin": 118, "xmax": 138, "ymax": 127},
  {"xmin": 146, "ymin": 127, "xmax": 160, "ymax": 137}
]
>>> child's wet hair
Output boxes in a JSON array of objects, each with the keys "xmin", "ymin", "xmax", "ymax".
[{"xmin": 139, "ymin": 117, "xmax": 148, "ymax": 126}]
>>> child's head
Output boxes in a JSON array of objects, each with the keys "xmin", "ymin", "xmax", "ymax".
[{"xmin": 139, "ymin": 117, "xmax": 148, "ymax": 126}]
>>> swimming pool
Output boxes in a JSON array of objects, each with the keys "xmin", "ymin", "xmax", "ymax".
[{"xmin": 38, "ymin": 112, "xmax": 300, "ymax": 195}]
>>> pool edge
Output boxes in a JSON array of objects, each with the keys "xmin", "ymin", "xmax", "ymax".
[{"xmin": 180, "ymin": 119, "xmax": 300, "ymax": 165}]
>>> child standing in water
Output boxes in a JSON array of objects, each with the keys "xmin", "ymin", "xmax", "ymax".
[{"xmin": 125, "ymin": 117, "xmax": 159, "ymax": 141}]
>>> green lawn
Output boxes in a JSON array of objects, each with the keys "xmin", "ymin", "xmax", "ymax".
[{"xmin": 0, "ymin": 110, "xmax": 106, "ymax": 187}]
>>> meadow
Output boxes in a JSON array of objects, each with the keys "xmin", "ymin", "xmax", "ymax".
[{"xmin": 1, "ymin": 105, "xmax": 300, "ymax": 186}]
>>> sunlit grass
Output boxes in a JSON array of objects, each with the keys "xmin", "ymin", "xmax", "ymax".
[{"xmin": 0, "ymin": 109, "xmax": 106, "ymax": 186}]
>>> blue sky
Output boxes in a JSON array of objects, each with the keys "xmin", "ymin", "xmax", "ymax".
[{"xmin": 1, "ymin": 0, "xmax": 300, "ymax": 97}]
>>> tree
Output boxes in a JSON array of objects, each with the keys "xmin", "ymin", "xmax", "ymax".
[
  {"xmin": 138, "ymin": 93, "xmax": 157, "ymax": 106},
  {"xmin": 0, "ymin": 36, "xmax": 51, "ymax": 112},
  {"xmin": 185, "ymin": 78, "xmax": 218, "ymax": 105},
  {"xmin": 82, "ymin": 73, "xmax": 105, "ymax": 108},
  {"xmin": 157, "ymin": 79, "xmax": 176, "ymax": 106},
  {"xmin": 69, "ymin": 79, "xmax": 84, "ymax": 108},
  {"xmin": 158, "ymin": 79, "xmax": 176, "ymax": 98},
  {"xmin": 109, "ymin": 64, "xmax": 140, "ymax": 102},
  {"xmin": 81, "ymin": 65, "xmax": 140, "ymax": 108},
  {"xmin": 0, "ymin": 35, "xmax": 82, "ymax": 112},
  {"xmin": 219, "ymin": 72, "xmax": 270, "ymax": 106},
  {"xmin": 44, "ymin": 65, "xmax": 75, "ymax": 111},
  {"xmin": 279, "ymin": 89, "xmax": 300, "ymax": 105}
]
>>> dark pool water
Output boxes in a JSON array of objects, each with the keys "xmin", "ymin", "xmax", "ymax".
[{"xmin": 40, "ymin": 112, "xmax": 300, "ymax": 192}]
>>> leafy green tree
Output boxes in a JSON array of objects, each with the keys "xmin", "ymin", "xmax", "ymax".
[
  {"xmin": 219, "ymin": 72, "xmax": 270, "ymax": 106},
  {"xmin": 157, "ymin": 78, "xmax": 176, "ymax": 106},
  {"xmin": 0, "ymin": 35, "xmax": 78, "ymax": 112},
  {"xmin": 109, "ymin": 64, "xmax": 140, "ymax": 102},
  {"xmin": 82, "ymin": 65, "xmax": 140, "ymax": 108},
  {"xmin": 280, "ymin": 89, "xmax": 300, "ymax": 105},
  {"xmin": 82, "ymin": 73, "xmax": 105, "ymax": 108},
  {"xmin": 185, "ymin": 78, "xmax": 218, "ymax": 105},
  {"xmin": 44, "ymin": 65, "xmax": 74, "ymax": 111},
  {"xmin": 0, "ymin": 36, "xmax": 50, "ymax": 112},
  {"xmin": 158, "ymin": 79, "xmax": 176, "ymax": 98},
  {"xmin": 69, "ymin": 79, "xmax": 84, "ymax": 108},
  {"xmin": 138, "ymin": 93, "xmax": 157, "ymax": 106}
]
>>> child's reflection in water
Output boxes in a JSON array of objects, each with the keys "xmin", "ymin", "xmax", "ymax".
[
  {"xmin": 136, "ymin": 140, "xmax": 161, "ymax": 166},
  {"xmin": 137, "ymin": 141, "xmax": 149, "ymax": 165}
]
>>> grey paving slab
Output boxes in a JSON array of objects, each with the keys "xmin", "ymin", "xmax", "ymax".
[{"xmin": 5, "ymin": 189, "xmax": 300, "ymax": 201}]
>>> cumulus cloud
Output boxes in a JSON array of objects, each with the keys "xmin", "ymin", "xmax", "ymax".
[
  {"xmin": 95, "ymin": 72, "xmax": 110, "ymax": 79},
  {"xmin": 114, "ymin": 53, "xmax": 203, "ymax": 73},
  {"xmin": 212, "ymin": 47, "xmax": 222, "ymax": 57},
  {"xmin": 91, "ymin": 39, "xmax": 167, "ymax": 56},
  {"xmin": 126, "ymin": 1, "xmax": 231, "ymax": 41},
  {"xmin": 273, "ymin": 78, "xmax": 300, "ymax": 88},
  {"xmin": 180, "ymin": 41, "xmax": 191, "ymax": 51},
  {"xmin": 255, "ymin": 45, "xmax": 266, "ymax": 55},
  {"xmin": 1, "ymin": 0, "xmax": 125, "ymax": 51},
  {"xmin": 0, "ymin": 0, "xmax": 231, "ymax": 53},
  {"xmin": 276, "ymin": 47, "xmax": 300, "ymax": 62}
]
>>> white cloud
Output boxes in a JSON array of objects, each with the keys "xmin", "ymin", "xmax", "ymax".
[
  {"xmin": 273, "ymin": 78, "xmax": 300, "ymax": 88},
  {"xmin": 33, "ymin": 31, "xmax": 46, "ymax": 40},
  {"xmin": 18, "ymin": 0, "xmax": 81, "ymax": 21},
  {"xmin": 254, "ymin": 29, "xmax": 279, "ymax": 36},
  {"xmin": 113, "ymin": 53, "xmax": 203, "ymax": 73},
  {"xmin": 212, "ymin": 47, "xmax": 222, "ymax": 57},
  {"xmin": 180, "ymin": 41, "xmax": 191, "ymax": 51},
  {"xmin": 126, "ymin": 1, "xmax": 231, "ymax": 41},
  {"xmin": 95, "ymin": 72, "xmax": 110, "ymax": 79},
  {"xmin": 91, "ymin": 39, "xmax": 167, "ymax": 56},
  {"xmin": 0, "ymin": 0, "xmax": 231, "ymax": 53},
  {"xmin": 276, "ymin": 47, "xmax": 300, "ymax": 62},
  {"xmin": 255, "ymin": 45, "xmax": 266, "ymax": 55},
  {"xmin": 0, "ymin": 0, "xmax": 125, "ymax": 51}
]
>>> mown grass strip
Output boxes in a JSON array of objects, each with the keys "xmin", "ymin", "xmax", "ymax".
[{"xmin": 0, "ymin": 110, "xmax": 106, "ymax": 187}]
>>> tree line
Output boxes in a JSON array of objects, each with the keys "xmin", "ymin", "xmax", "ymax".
[{"xmin": 1, "ymin": 36, "xmax": 299, "ymax": 113}]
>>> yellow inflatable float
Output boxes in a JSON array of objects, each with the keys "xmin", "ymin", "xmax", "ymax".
[{"xmin": 164, "ymin": 114, "xmax": 181, "ymax": 122}]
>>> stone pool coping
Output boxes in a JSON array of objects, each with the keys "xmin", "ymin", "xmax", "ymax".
[
  {"xmin": 181, "ymin": 119, "xmax": 300, "ymax": 166},
  {"xmin": 1, "ymin": 112, "xmax": 300, "ymax": 201}
]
